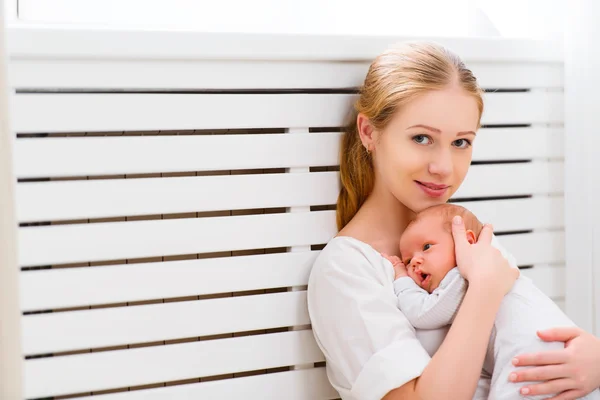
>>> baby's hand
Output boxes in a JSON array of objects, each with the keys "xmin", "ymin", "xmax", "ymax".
[{"xmin": 382, "ymin": 253, "xmax": 408, "ymax": 280}]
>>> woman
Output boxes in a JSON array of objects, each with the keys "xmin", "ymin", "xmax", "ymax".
[{"xmin": 306, "ymin": 42, "xmax": 600, "ymax": 400}]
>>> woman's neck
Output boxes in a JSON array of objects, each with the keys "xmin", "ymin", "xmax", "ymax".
[{"xmin": 339, "ymin": 182, "xmax": 414, "ymax": 256}]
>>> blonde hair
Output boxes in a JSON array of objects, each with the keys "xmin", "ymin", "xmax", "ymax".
[{"xmin": 337, "ymin": 42, "xmax": 484, "ymax": 230}]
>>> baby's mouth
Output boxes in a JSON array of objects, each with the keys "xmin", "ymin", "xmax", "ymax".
[{"xmin": 419, "ymin": 273, "xmax": 431, "ymax": 290}]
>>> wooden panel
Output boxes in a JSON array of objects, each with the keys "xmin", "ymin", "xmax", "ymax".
[
  {"xmin": 14, "ymin": 127, "xmax": 562, "ymax": 179},
  {"xmin": 18, "ymin": 211, "xmax": 338, "ymax": 267},
  {"xmin": 16, "ymin": 162, "xmax": 562, "ymax": 223},
  {"xmin": 19, "ymin": 195, "xmax": 561, "ymax": 311},
  {"xmin": 20, "ymin": 251, "xmax": 318, "ymax": 311},
  {"xmin": 498, "ymin": 231, "xmax": 565, "ymax": 266},
  {"xmin": 22, "ymin": 263, "xmax": 567, "ymax": 355},
  {"xmin": 65, "ymin": 368, "xmax": 338, "ymax": 400},
  {"xmin": 12, "ymin": 91, "xmax": 562, "ymax": 134},
  {"xmin": 23, "ymin": 330, "xmax": 325, "ymax": 399},
  {"xmin": 521, "ymin": 264, "xmax": 565, "ymax": 298},
  {"xmin": 22, "ymin": 291, "xmax": 310, "ymax": 355},
  {"xmin": 454, "ymin": 161, "xmax": 563, "ymax": 198},
  {"xmin": 9, "ymin": 60, "xmax": 562, "ymax": 90}
]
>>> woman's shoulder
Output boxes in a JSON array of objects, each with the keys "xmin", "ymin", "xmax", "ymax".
[{"xmin": 310, "ymin": 236, "xmax": 392, "ymax": 283}]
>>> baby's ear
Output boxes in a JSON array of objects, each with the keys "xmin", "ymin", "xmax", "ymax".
[{"xmin": 465, "ymin": 230, "xmax": 476, "ymax": 244}]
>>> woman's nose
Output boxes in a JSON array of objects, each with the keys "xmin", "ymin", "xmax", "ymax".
[{"xmin": 428, "ymin": 148, "xmax": 453, "ymax": 177}]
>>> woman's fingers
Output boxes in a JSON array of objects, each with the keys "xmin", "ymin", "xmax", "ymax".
[
  {"xmin": 476, "ymin": 223, "xmax": 494, "ymax": 244},
  {"xmin": 537, "ymin": 327, "xmax": 583, "ymax": 343},
  {"xmin": 451, "ymin": 216, "xmax": 470, "ymax": 256},
  {"xmin": 518, "ymin": 379, "xmax": 576, "ymax": 397},
  {"xmin": 510, "ymin": 364, "xmax": 566, "ymax": 382},
  {"xmin": 512, "ymin": 349, "xmax": 568, "ymax": 367}
]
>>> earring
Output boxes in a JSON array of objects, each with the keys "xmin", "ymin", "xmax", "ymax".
[{"xmin": 365, "ymin": 145, "xmax": 371, "ymax": 154}]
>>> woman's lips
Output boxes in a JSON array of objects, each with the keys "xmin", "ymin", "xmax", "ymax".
[{"xmin": 416, "ymin": 180, "xmax": 449, "ymax": 198}]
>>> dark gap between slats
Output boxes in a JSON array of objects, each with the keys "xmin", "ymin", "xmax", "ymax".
[
  {"xmin": 19, "ymin": 205, "xmax": 299, "ymax": 227},
  {"xmin": 21, "ymin": 245, "xmax": 290, "ymax": 270},
  {"xmin": 518, "ymin": 265, "xmax": 534, "ymax": 270},
  {"xmin": 494, "ymin": 229, "xmax": 533, "ymax": 236},
  {"xmin": 16, "ymin": 88, "xmax": 359, "ymax": 94},
  {"xmin": 479, "ymin": 123, "xmax": 531, "ymax": 129},
  {"xmin": 43, "ymin": 365, "xmax": 319, "ymax": 400},
  {"xmin": 19, "ymin": 167, "xmax": 289, "ymax": 182},
  {"xmin": 483, "ymin": 88, "xmax": 530, "ymax": 93},
  {"xmin": 16, "ymin": 87, "xmax": 526, "ymax": 95},
  {"xmin": 449, "ymin": 195, "xmax": 532, "ymax": 203},
  {"xmin": 23, "ymin": 287, "xmax": 291, "ymax": 315},
  {"xmin": 471, "ymin": 159, "xmax": 531, "ymax": 165},
  {"xmin": 24, "ymin": 326, "xmax": 308, "ymax": 360},
  {"xmin": 17, "ymin": 127, "xmax": 287, "ymax": 138}
]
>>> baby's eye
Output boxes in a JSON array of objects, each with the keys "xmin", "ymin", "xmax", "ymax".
[
  {"xmin": 423, "ymin": 243, "xmax": 431, "ymax": 251},
  {"xmin": 405, "ymin": 258, "xmax": 412, "ymax": 266}
]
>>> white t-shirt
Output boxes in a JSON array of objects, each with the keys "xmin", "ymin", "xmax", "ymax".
[
  {"xmin": 306, "ymin": 235, "xmax": 516, "ymax": 400},
  {"xmin": 307, "ymin": 236, "xmax": 437, "ymax": 400}
]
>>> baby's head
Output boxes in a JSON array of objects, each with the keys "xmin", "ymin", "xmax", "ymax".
[{"xmin": 399, "ymin": 204, "xmax": 483, "ymax": 293}]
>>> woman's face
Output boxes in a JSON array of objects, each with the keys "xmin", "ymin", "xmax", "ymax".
[{"xmin": 368, "ymin": 86, "xmax": 480, "ymax": 213}]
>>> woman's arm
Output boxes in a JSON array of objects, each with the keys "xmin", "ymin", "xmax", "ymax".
[
  {"xmin": 509, "ymin": 327, "xmax": 600, "ymax": 399},
  {"xmin": 385, "ymin": 217, "xmax": 519, "ymax": 400}
]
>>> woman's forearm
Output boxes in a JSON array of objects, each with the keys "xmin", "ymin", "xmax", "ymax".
[{"xmin": 415, "ymin": 284, "xmax": 503, "ymax": 399}]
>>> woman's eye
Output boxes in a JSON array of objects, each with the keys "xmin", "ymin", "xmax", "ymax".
[
  {"xmin": 413, "ymin": 135, "xmax": 431, "ymax": 145},
  {"xmin": 453, "ymin": 139, "xmax": 472, "ymax": 149},
  {"xmin": 423, "ymin": 243, "xmax": 431, "ymax": 251}
]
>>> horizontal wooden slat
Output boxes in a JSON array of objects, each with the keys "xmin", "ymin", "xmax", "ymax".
[
  {"xmin": 520, "ymin": 264, "xmax": 565, "ymax": 298},
  {"xmin": 20, "ymin": 251, "xmax": 318, "ymax": 311},
  {"xmin": 67, "ymin": 368, "xmax": 337, "ymax": 400},
  {"xmin": 24, "ymin": 330, "xmax": 324, "ymax": 399},
  {"xmin": 18, "ymin": 211, "xmax": 337, "ymax": 267},
  {"xmin": 12, "ymin": 91, "xmax": 562, "ymax": 134},
  {"xmin": 23, "ymin": 291, "xmax": 310, "ymax": 355},
  {"xmin": 472, "ymin": 127, "xmax": 563, "ymax": 160},
  {"xmin": 454, "ymin": 161, "xmax": 563, "ymax": 198},
  {"xmin": 498, "ymin": 231, "xmax": 565, "ymax": 266},
  {"xmin": 7, "ymin": 26, "xmax": 564, "ymax": 62},
  {"xmin": 14, "ymin": 133, "xmax": 342, "ymax": 179},
  {"xmin": 8, "ymin": 60, "xmax": 563, "ymax": 90},
  {"xmin": 16, "ymin": 172, "xmax": 340, "ymax": 222},
  {"xmin": 482, "ymin": 91, "xmax": 563, "ymax": 125},
  {"xmin": 13, "ymin": 93, "xmax": 355, "ymax": 133},
  {"xmin": 14, "ymin": 127, "xmax": 562, "ymax": 179},
  {"xmin": 458, "ymin": 196, "xmax": 563, "ymax": 231}
]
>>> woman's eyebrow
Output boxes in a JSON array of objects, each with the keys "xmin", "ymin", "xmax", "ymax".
[{"xmin": 407, "ymin": 124, "xmax": 477, "ymax": 136}]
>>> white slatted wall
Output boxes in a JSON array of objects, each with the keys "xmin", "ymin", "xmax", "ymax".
[{"xmin": 6, "ymin": 27, "xmax": 564, "ymax": 399}]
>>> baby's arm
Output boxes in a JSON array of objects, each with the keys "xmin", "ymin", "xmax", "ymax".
[{"xmin": 393, "ymin": 268, "xmax": 467, "ymax": 330}]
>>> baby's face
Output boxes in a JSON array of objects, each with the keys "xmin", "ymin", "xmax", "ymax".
[{"xmin": 399, "ymin": 214, "xmax": 457, "ymax": 293}]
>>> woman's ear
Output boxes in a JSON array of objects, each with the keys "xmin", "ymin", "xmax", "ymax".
[
  {"xmin": 357, "ymin": 113, "xmax": 377, "ymax": 152},
  {"xmin": 466, "ymin": 230, "xmax": 476, "ymax": 244}
]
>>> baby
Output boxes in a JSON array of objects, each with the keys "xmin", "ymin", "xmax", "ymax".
[{"xmin": 385, "ymin": 203, "xmax": 600, "ymax": 400}]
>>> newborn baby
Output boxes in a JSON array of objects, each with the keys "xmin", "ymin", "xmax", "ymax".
[{"xmin": 384, "ymin": 203, "xmax": 599, "ymax": 400}]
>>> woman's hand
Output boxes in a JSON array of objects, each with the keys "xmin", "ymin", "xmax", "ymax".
[
  {"xmin": 510, "ymin": 327, "xmax": 600, "ymax": 399},
  {"xmin": 451, "ymin": 215, "xmax": 518, "ymax": 296}
]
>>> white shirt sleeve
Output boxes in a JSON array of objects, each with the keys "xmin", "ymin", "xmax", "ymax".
[
  {"xmin": 393, "ymin": 268, "xmax": 467, "ymax": 330},
  {"xmin": 307, "ymin": 237, "xmax": 431, "ymax": 400}
]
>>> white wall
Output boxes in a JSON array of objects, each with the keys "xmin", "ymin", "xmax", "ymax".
[{"xmin": 13, "ymin": 0, "xmax": 563, "ymax": 39}]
